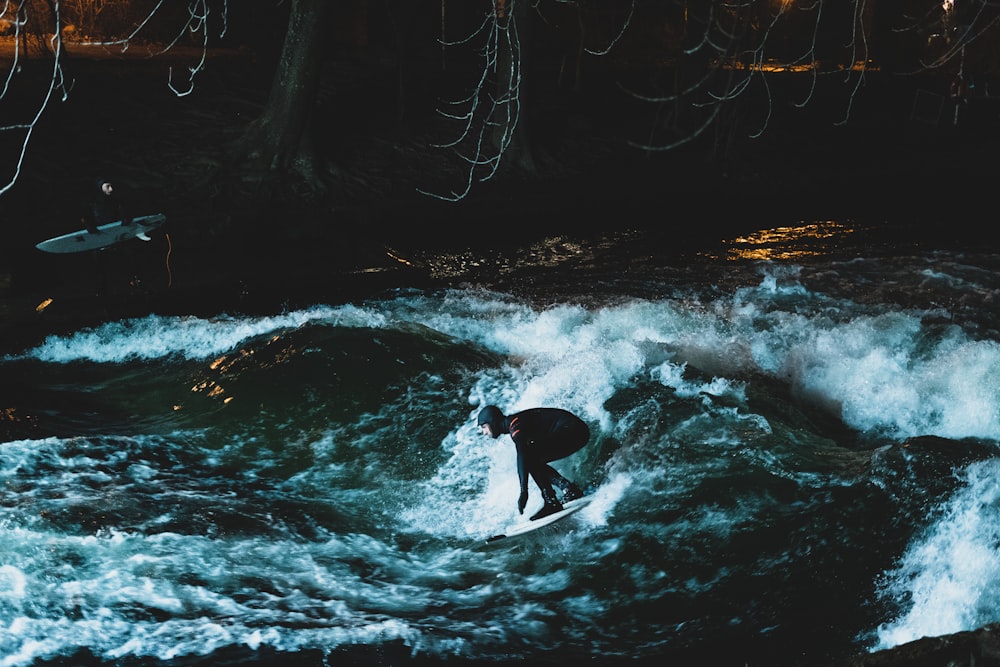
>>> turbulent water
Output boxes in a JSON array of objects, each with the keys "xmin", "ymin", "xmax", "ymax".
[{"xmin": 3, "ymin": 219, "xmax": 1000, "ymax": 666}]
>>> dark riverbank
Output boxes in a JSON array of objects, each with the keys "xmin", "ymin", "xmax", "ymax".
[{"xmin": 2, "ymin": 49, "xmax": 995, "ymax": 354}]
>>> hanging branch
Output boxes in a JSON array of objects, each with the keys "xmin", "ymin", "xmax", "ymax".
[
  {"xmin": 419, "ymin": 1, "xmax": 521, "ymax": 201},
  {"xmin": 422, "ymin": 0, "xmax": 635, "ymax": 201},
  {"xmin": 0, "ymin": 0, "xmax": 70, "ymax": 197},
  {"xmin": 0, "ymin": 0, "xmax": 229, "ymax": 197}
]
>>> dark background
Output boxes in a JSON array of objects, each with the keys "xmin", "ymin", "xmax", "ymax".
[
  {"xmin": 1, "ymin": 1, "xmax": 997, "ymax": 353},
  {"xmin": 0, "ymin": 1, "xmax": 997, "ymax": 348},
  {"xmin": 0, "ymin": 0, "xmax": 1000, "ymax": 348}
]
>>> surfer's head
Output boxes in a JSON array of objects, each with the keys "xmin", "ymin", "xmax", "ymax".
[
  {"xmin": 477, "ymin": 405, "xmax": 505, "ymax": 439},
  {"xmin": 97, "ymin": 178, "xmax": 113, "ymax": 195}
]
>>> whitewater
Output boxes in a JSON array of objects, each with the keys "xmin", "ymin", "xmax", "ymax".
[{"xmin": 2, "ymin": 220, "xmax": 1000, "ymax": 666}]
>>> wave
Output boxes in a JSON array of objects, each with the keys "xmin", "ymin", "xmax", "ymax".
[{"xmin": 4, "ymin": 253, "xmax": 1000, "ymax": 665}]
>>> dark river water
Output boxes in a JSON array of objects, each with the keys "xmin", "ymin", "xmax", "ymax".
[{"xmin": 2, "ymin": 217, "xmax": 999, "ymax": 666}]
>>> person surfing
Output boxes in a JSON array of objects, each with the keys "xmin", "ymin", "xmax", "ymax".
[{"xmin": 477, "ymin": 405, "xmax": 589, "ymax": 520}]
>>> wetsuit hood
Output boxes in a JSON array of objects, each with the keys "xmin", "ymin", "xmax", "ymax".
[{"xmin": 477, "ymin": 405, "xmax": 505, "ymax": 438}]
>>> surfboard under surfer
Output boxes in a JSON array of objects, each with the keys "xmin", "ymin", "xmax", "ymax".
[{"xmin": 477, "ymin": 405, "xmax": 588, "ymax": 520}]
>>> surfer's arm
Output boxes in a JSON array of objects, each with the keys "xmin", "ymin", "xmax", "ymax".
[{"xmin": 515, "ymin": 445, "xmax": 529, "ymax": 513}]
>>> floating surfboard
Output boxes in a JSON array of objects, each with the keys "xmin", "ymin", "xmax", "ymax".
[
  {"xmin": 35, "ymin": 213, "xmax": 167, "ymax": 254},
  {"xmin": 486, "ymin": 496, "xmax": 592, "ymax": 543}
]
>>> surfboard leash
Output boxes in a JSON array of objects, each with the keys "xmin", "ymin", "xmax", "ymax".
[{"xmin": 165, "ymin": 233, "xmax": 173, "ymax": 288}]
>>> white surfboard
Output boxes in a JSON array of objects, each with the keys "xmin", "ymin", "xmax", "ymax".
[
  {"xmin": 486, "ymin": 496, "xmax": 591, "ymax": 543},
  {"xmin": 35, "ymin": 213, "xmax": 167, "ymax": 254}
]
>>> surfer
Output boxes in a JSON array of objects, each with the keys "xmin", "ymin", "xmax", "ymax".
[
  {"xmin": 81, "ymin": 177, "xmax": 143, "ymax": 294},
  {"xmin": 83, "ymin": 178, "xmax": 134, "ymax": 234},
  {"xmin": 477, "ymin": 405, "xmax": 588, "ymax": 521}
]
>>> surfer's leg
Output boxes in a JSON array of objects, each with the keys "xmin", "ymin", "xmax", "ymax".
[
  {"xmin": 563, "ymin": 481, "xmax": 584, "ymax": 501},
  {"xmin": 529, "ymin": 488, "xmax": 563, "ymax": 521},
  {"xmin": 92, "ymin": 250, "xmax": 108, "ymax": 296},
  {"xmin": 543, "ymin": 465, "xmax": 584, "ymax": 502},
  {"xmin": 528, "ymin": 466, "xmax": 563, "ymax": 521}
]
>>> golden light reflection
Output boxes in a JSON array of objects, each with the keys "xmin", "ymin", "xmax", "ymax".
[
  {"xmin": 190, "ymin": 378, "xmax": 234, "ymax": 405},
  {"xmin": 720, "ymin": 221, "xmax": 856, "ymax": 261},
  {"xmin": 720, "ymin": 59, "xmax": 875, "ymax": 74},
  {"xmin": 192, "ymin": 339, "xmax": 296, "ymax": 406},
  {"xmin": 208, "ymin": 347, "xmax": 256, "ymax": 372},
  {"xmin": 385, "ymin": 249, "xmax": 414, "ymax": 267},
  {"xmin": 403, "ymin": 234, "xmax": 606, "ymax": 279},
  {"xmin": 1, "ymin": 406, "xmax": 35, "ymax": 426}
]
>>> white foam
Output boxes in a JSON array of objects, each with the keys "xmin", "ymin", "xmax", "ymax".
[
  {"xmin": 873, "ymin": 459, "xmax": 1000, "ymax": 649},
  {"xmin": 16, "ymin": 305, "xmax": 387, "ymax": 363}
]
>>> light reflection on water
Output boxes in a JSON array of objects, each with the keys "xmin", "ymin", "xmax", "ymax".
[
  {"xmin": 721, "ymin": 220, "xmax": 857, "ymax": 261},
  {"xmin": 396, "ymin": 221, "xmax": 863, "ymax": 278}
]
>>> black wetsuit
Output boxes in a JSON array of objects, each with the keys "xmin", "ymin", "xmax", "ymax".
[
  {"xmin": 83, "ymin": 180, "xmax": 138, "ymax": 294},
  {"xmin": 501, "ymin": 407, "xmax": 590, "ymax": 503},
  {"xmin": 86, "ymin": 185, "xmax": 131, "ymax": 232}
]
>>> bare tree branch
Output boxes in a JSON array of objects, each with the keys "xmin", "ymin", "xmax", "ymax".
[
  {"xmin": 0, "ymin": 0, "xmax": 227, "ymax": 197},
  {"xmin": 419, "ymin": 1, "xmax": 522, "ymax": 201},
  {"xmin": 0, "ymin": 0, "xmax": 69, "ymax": 197},
  {"xmin": 423, "ymin": 0, "xmax": 635, "ymax": 201},
  {"xmin": 426, "ymin": 0, "xmax": 1000, "ymax": 198}
]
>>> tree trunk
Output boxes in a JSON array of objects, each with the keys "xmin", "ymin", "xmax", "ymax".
[{"xmin": 230, "ymin": 0, "xmax": 331, "ymax": 191}]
